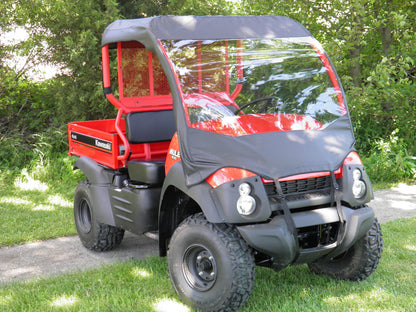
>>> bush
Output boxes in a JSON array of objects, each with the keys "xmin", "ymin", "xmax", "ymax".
[
  {"xmin": 346, "ymin": 54, "xmax": 416, "ymax": 184},
  {"xmin": 362, "ymin": 130, "xmax": 416, "ymax": 183}
]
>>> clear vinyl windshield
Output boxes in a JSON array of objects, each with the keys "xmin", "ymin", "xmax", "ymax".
[{"xmin": 162, "ymin": 38, "xmax": 345, "ymax": 136}]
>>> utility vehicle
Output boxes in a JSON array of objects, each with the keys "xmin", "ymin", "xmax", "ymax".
[{"xmin": 68, "ymin": 15, "xmax": 383, "ymax": 312}]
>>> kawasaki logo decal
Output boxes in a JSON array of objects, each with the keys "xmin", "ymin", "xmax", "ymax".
[{"xmin": 71, "ymin": 132, "xmax": 112, "ymax": 153}]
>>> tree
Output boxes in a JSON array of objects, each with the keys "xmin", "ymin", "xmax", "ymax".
[
  {"xmin": 1, "ymin": 0, "xmax": 414, "ymax": 177},
  {"xmin": 117, "ymin": 0, "xmax": 169, "ymax": 18},
  {"xmin": 4, "ymin": 0, "xmax": 122, "ymax": 121},
  {"xmin": 0, "ymin": 0, "xmax": 123, "ymax": 168}
]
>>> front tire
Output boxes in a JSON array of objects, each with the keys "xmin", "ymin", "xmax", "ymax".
[
  {"xmin": 308, "ymin": 218, "xmax": 383, "ymax": 281},
  {"xmin": 74, "ymin": 180, "xmax": 124, "ymax": 251},
  {"xmin": 167, "ymin": 213, "xmax": 255, "ymax": 312}
]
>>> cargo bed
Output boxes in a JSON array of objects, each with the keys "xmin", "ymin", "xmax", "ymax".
[{"xmin": 68, "ymin": 119, "xmax": 171, "ymax": 169}]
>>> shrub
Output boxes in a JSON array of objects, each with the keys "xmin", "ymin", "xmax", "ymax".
[{"xmin": 363, "ymin": 130, "xmax": 416, "ymax": 183}]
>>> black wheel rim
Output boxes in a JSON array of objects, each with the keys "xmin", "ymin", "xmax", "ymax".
[
  {"xmin": 182, "ymin": 244, "xmax": 217, "ymax": 292},
  {"xmin": 77, "ymin": 198, "xmax": 92, "ymax": 233}
]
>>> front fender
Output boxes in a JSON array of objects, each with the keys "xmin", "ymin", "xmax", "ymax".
[
  {"xmin": 160, "ymin": 161, "xmax": 225, "ymax": 223},
  {"xmin": 160, "ymin": 162, "xmax": 272, "ymax": 224}
]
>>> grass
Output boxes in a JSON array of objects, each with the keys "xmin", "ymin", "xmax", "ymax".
[
  {"xmin": 0, "ymin": 156, "xmax": 84, "ymax": 247},
  {"xmin": 0, "ymin": 217, "xmax": 415, "ymax": 311},
  {"xmin": 371, "ymin": 180, "xmax": 415, "ymax": 191}
]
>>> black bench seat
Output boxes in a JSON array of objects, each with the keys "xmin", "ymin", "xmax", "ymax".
[
  {"xmin": 127, "ymin": 159, "xmax": 165, "ymax": 185},
  {"xmin": 125, "ymin": 110, "xmax": 175, "ymax": 185}
]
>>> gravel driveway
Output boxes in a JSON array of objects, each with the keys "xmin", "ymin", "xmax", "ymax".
[{"xmin": 1, "ymin": 184, "xmax": 415, "ymax": 285}]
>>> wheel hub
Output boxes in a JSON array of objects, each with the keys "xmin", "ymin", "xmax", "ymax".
[
  {"xmin": 78, "ymin": 199, "xmax": 92, "ymax": 233},
  {"xmin": 183, "ymin": 244, "xmax": 217, "ymax": 291}
]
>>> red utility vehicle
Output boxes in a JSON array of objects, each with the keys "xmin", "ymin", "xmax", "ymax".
[{"xmin": 68, "ymin": 16, "xmax": 383, "ymax": 312}]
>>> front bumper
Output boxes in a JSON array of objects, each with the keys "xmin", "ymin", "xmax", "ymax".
[{"xmin": 237, "ymin": 205, "xmax": 375, "ymax": 268}]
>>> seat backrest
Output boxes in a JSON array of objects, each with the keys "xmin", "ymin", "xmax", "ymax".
[{"xmin": 125, "ymin": 110, "xmax": 176, "ymax": 144}]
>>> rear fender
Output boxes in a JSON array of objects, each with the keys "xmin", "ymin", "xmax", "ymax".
[
  {"xmin": 74, "ymin": 156, "xmax": 114, "ymax": 185},
  {"xmin": 73, "ymin": 156, "xmax": 115, "ymax": 226}
]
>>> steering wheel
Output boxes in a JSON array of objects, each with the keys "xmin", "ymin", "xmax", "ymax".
[{"xmin": 234, "ymin": 96, "xmax": 275, "ymax": 115}]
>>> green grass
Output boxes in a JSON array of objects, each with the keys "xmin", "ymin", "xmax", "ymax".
[
  {"xmin": 1, "ymin": 218, "xmax": 415, "ymax": 312},
  {"xmin": 0, "ymin": 156, "xmax": 84, "ymax": 246}
]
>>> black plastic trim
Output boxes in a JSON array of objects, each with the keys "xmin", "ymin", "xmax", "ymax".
[
  {"xmin": 103, "ymin": 86, "xmax": 113, "ymax": 95},
  {"xmin": 237, "ymin": 205, "xmax": 375, "ymax": 267}
]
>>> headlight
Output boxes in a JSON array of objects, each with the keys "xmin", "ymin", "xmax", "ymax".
[
  {"xmin": 238, "ymin": 182, "xmax": 251, "ymax": 196},
  {"xmin": 236, "ymin": 195, "xmax": 256, "ymax": 215},
  {"xmin": 352, "ymin": 180, "xmax": 366, "ymax": 198},
  {"xmin": 352, "ymin": 168, "xmax": 362, "ymax": 180},
  {"xmin": 352, "ymin": 168, "xmax": 366, "ymax": 199},
  {"xmin": 236, "ymin": 182, "xmax": 256, "ymax": 215}
]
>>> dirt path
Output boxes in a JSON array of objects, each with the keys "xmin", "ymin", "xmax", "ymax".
[{"xmin": 1, "ymin": 184, "xmax": 415, "ymax": 285}]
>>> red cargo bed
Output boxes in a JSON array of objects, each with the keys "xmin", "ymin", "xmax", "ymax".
[{"xmin": 68, "ymin": 119, "xmax": 170, "ymax": 169}]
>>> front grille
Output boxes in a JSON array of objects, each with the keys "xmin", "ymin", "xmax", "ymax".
[
  {"xmin": 265, "ymin": 176, "xmax": 332, "ymax": 198},
  {"xmin": 264, "ymin": 175, "xmax": 338, "ymax": 250},
  {"xmin": 281, "ymin": 176, "xmax": 332, "ymax": 195}
]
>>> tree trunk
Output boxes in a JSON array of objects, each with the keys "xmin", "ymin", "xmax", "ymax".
[
  {"xmin": 350, "ymin": 46, "xmax": 362, "ymax": 87},
  {"xmin": 380, "ymin": 26, "xmax": 392, "ymax": 57}
]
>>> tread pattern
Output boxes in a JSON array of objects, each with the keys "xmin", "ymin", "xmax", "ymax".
[
  {"xmin": 358, "ymin": 218, "xmax": 383, "ymax": 280},
  {"xmin": 309, "ymin": 218, "xmax": 383, "ymax": 281},
  {"xmin": 75, "ymin": 180, "xmax": 125, "ymax": 252},
  {"xmin": 168, "ymin": 213, "xmax": 255, "ymax": 312},
  {"xmin": 91, "ymin": 223, "xmax": 125, "ymax": 251}
]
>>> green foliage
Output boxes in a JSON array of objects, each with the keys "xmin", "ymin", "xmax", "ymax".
[
  {"xmin": 363, "ymin": 130, "xmax": 416, "ymax": 183},
  {"xmin": 117, "ymin": 0, "xmax": 169, "ymax": 18},
  {"xmin": 0, "ymin": 74, "xmax": 59, "ymax": 168},
  {"xmin": 8, "ymin": 0, "xmax": 122, "ymax": 121},
  {"xmin": 349, "ymin": 56, "xmax": 416, "ymax": 153},
  {"xmin": 166, "ymin": 0, "xmax": 236, "ymax": 15},
  {"xmin": 1, "ymin": 0, "xmax": 121, "ymax": 170}
]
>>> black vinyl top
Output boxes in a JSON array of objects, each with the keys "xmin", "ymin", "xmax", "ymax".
[{"xmin": 102, "ymin": 15, "xmax": 312, "ymax": 48}]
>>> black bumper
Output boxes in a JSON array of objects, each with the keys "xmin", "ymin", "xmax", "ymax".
[{"xmin": 236, "ymin": 205, "xmax": 375, "ymax": 268}]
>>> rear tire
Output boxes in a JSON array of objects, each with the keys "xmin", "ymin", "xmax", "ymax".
[
  {"xmin": 74, "ymin": 180, "xmax": 124, "ymax": 251},
  {"xmin": 167, "ymin": 213, "xmax": 255, "ymax": 312},
  {"xmin": 308, "ymin": 218, "xmax": 383, "ymax": 281}
]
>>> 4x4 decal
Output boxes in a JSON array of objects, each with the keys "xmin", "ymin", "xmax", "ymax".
[{"xmin": 169, "ymin": 148, "xmax": 180, "ymax": 160}]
